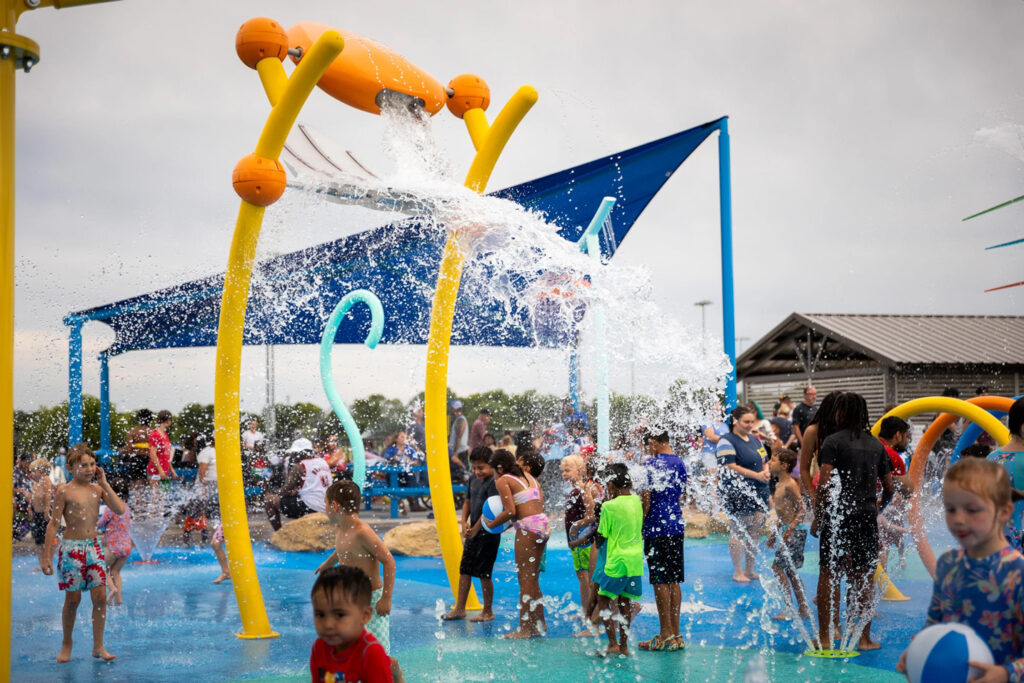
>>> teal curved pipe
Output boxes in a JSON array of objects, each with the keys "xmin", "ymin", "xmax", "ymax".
[
  {"xmin": 577, "ymin": 197, "xmax": 617, "ymax": 454},
  {"xmin": 319, "ymin": 290, "xmax": 385, "ymax": 490}
]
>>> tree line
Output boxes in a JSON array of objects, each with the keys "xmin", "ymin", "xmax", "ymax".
[{"xmin": 15, "ymin": 380, "xmax": 717, "ymax": 457}]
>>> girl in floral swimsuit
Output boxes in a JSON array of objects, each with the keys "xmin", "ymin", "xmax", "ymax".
[
  {"xmin": 97, "ymin": 482, "xmax": 132, "ymax": 606},
  {"xmin": 485, "ymin": 448, "xmax": 550, "ymax": 639}
]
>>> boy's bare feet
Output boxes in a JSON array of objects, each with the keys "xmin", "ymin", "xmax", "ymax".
[
  {"xmin": 469, "ymin": 611, "xmax": 494, "ymax": 622},
  {"xmin": 770, "ymin": 612, "xmax": 790, "ymax": 621},
  {"xmin": 573, "ymin": 628, "xmax": 597, "ymax": 637},
  {"xmin": 732, "ymin": 573, "xmax": 751, "ymax": 583},
  {"xmin": 857, "ymin": 637, "xmax": 881, "ymax": 651},
  {"xmin": 212, "ymin": 573, "xmax": 230, "ymax": 584},
  {"xmin": 745, "ymin": 571, "xmax": 760, "ymax": 580},
  {"xmin": 594, "ymin": 644, "xmax": 621, "ymax": 657},
  {"xmin": 56, "ymin": 643, "xmax": 72, "ymax": 663},
  {"xmin": 92, "ymin": 647, "xmax": 116, "ymax": 661},
  {"xmin": 441, "ymin": 609, "xmax": 466, "ymax": 621}
]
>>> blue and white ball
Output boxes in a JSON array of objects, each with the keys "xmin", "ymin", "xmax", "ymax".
[
  {"xmin": 481, "ymin": 495, "xmax": 509, "ymax": 534},
  {"xmin": 905, "ymin": 623, "xmax": 994, "ymax": 683}
]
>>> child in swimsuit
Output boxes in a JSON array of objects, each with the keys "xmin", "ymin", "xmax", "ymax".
[
  {"xmin": 97, "ymin": 478, "xmax": 132, "ymax": 606},
  {"xmin": 41, "ymin": 443, "xmax": 126, "ymax": 663},
  {"xmin": 486, "ymin": 448, "xmax": 550, "ymax": 639}
]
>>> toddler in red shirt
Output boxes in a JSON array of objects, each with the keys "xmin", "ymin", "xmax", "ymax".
[{"xmin": 310, "ymin": 566, "xmax": 393, "ymax": 683}]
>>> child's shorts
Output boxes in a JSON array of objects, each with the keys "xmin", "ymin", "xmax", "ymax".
[
  {"xmin": 58, "ymin": 537, "xmax": 107, "ymax": 592},
  {"xmin": 459, "ymin": 530, "xmax": 501, "ymax": 579},
  {"xmin": 772, "ymin": 528, "xmax": 807, "ymax": 572},
  {"xmin": 367, "ymin": 588, "xmax": 391, "ymax": 654},
  {"xmin": 570, "ymin": 544, "xmax": 591, "ymax": 572},
  {"xmin": 597, "ymin": 572, "xmax": 642, "ymax": 601},
  {"xmin": 644, "ymin": 534, "xmax": 685, "ymax": 584},
  {"xmin": 31, "ymin": 512, "xmax": 47, "ymax": 546}
]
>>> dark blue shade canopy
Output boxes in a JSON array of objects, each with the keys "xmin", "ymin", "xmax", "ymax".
[{"xmin": 67, "ymin": 119, "xmax": 722, "ymax": 356}]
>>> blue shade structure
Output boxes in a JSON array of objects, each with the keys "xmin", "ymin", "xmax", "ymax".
[{"xmin": 63, "ymin": 118, "xmax": 730, "ymax": 446}]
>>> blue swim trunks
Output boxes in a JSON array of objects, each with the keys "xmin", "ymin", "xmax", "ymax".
[{"xmin": 58, "ymin": 537, "xmax": 107, "ymax": 592}]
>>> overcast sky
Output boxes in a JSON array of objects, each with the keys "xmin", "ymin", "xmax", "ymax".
[{"xmin": 12, "ymin": 0, "xmax": 1024, "ymax": 417}]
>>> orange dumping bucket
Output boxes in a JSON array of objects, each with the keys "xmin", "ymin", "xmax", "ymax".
[{"xmin": 287, "ymin": 21, "xmax": 447, "ymax": 116}]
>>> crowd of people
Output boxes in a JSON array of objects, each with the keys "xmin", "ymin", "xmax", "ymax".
[{"xmin": 15, "ymin": 388, "xmax": 1024, "ymax": 681}]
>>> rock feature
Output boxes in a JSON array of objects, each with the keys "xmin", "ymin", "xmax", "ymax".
[
  {"xmin": 270, "ymin": 513, "xmax": 334, "ymax": 552},
  {"xmin": 383, "ymin": 521, "xmax": 442, "ymax": 557},
  {"xmin": 682, "ymin": 510, "xmax": 710, "ymax": 538}
]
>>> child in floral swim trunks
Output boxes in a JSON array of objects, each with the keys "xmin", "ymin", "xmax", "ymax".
[{"xmin": 41, "ymin": 443, "xmax": 126, "ymax": 663}]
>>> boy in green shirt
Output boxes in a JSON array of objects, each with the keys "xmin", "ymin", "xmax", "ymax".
[{"xmin": 591, "ymin": 463, "xmax": 643, "ymax": 657}]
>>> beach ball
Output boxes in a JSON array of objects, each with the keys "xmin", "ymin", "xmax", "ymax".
[
  {"xmin": 570, "ymin": 522, "xmax": 597, "ymax": 543},
  {"xmin": 481, "ymin": 495, "xmax": 509, "ymax": 534},
  {"xmin": 905, "ymin": 623, "xmax": 994, "ymax": 683}
]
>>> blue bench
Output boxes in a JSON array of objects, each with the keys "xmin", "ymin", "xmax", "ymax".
[{"xmin": 362, "ymin": 464, "xmax": 466, "ymax": 519}]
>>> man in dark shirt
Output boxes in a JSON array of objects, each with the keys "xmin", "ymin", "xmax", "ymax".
[
  {"xmin": 791, "ymin": 386, "xmax": 818, "ymax": 447},
  {"xmin": 810, "ymin": 392, "xmax": 894, "ymax": 654}
]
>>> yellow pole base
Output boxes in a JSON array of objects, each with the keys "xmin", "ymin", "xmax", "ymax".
[
  {"xmin": 874, "ymin": 563, "xmax": 910, "ymax": 601},
  {"xmin": 237, "ymin": 630, "xmax": 281, "ymax": 640}
]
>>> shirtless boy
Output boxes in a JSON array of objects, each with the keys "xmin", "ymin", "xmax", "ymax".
[
  {"xmin": 41, "ymin": 443, "xmax": 126, "ymax": 663},
  {"xmin": 766, "ymin": 449, "xmax": 811, "ymax": 622},
  {"xmin": 316, "ymin": 481, "xmax": 402, "ymax": 682}
]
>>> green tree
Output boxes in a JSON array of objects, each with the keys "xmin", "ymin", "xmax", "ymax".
[
  {"xmin": 273, "ymin": 402, "xmax": 326, "ymax": 445},
  {"xmin": 350, "ymin": 394, "xmax": 407, "ymax": 440},
  {"xmin": 171, "ymin": 403, "xmax": 214, "ymax": 444}
]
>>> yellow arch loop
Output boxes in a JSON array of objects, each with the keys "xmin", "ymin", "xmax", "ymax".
[
  {"xmin": 871, "ymin": 396, "xmax": 1010, "ymax": 579},
  {"xmin": 425, "ymin": 85, "xmax": 538, "ymax": 606},
  {"xmin": 214, "ymin": 30, "xmax": 345, "ymax": 639},
  {"xmin": 870, "ymin": 396, "xmax": 1010, "ymax": 445}
]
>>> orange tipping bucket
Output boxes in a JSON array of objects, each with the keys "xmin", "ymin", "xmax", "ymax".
[{"xmin": 287, "ymin": 22, "xmax": 447, "ymax": 116}]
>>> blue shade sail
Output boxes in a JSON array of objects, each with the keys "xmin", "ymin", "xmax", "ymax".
[{"xmin": 67, "ymin": 119, "xmax": 722, "ymax": 355}]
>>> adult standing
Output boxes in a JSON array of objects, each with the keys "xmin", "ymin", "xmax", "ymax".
[
  {"xmin": 797, "ymin": 391, "xmax": 842, "ymax": 500},
  {"xmin": 448, "ymin": 400, "xmax": 470, "ymax": 484},
  {"xmin": 241, "ymin": 418, "xmax": 264, "ymax": 467},
  {"xmin": 989, "ymin": 396, "xmax": 1024, "ymax": 551},
  {"xmin": 148, "ymin": 410, "xmax": 179, "ymax": 484},
  {"xmin": 811, "ymin": 392, "xmax": 893, "ymax": 652},
  {"xmin": 123, "ymin": 408, "xmax": 153, "ymax": 495},
  {"xmin": 469, "ymin": 408, "xmax": 491, "ymax": 452},
  {"xmin": 264, "ymin": 439, "xmax": 331, "ymax": 531},
  {"xmin": 196, "ymin": 435, "xmax": 219, "ymax": 514},
  {"xmin": 791, "ymin": 386, "xmax": 818, "ymax": 448},
  {"xmin": 716, "ymin": 405, "xmax": 770, "ymax": 583},
  {"xmin": 639, "ymin": 431, "xmax": 688, "ymax": 652}
]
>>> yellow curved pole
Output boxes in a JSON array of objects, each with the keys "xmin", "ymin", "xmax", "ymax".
[
  {"xmin": 214, "ymin": 30, "xmax": 345, "ymax": 639},
  {"xmin": 424, "ymin": 85, "xmax": 538, "ymax": 607},
  {"xmin": 871, "ymin": 396, "xmax": 1010, "ymax": 578},
  {"xmin": 870, "ymin": 397, "xmax": 1009, "ymax": 444}
]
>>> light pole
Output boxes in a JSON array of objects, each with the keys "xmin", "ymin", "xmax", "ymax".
[{"xmin": 694, "ymin": 299, "xmax": 712, "ymax": 355}]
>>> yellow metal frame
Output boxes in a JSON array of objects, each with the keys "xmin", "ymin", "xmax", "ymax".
[
  {"xmin": 2, "ymin": 0, "xmax": 122, "ymax": 673},
  {"xmin": 423, "ymin": 86, "xmax": 537, "ymax": 606},
  {"xmin": 214, "ymin": 29, "xmax": 344, "ymax": 639}
]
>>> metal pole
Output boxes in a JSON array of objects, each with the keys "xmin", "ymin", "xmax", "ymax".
[
  {"xmin": 265, "ymin": 344, "xmax": 276, "ymax": 444},
  {"xmin": 67, "ymin": 318, "xmax": 84, "ymax": 446},
  {"xmin": 717, "ymin": 118, "xmax": 738, "ymax": 410},
  {"xmin": 99, "ymin": 352, "xmax": 110, "ymax": 452},
  {"xmin": 568, "ymin": 347, "xmax": 580, "ymax": 410}
]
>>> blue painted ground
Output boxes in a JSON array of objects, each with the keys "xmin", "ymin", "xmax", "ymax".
[{"xmin": 11, "ymin": 532, "xmax": 938, "ymax": 681}]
